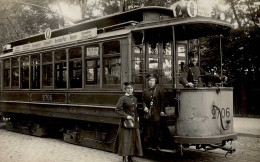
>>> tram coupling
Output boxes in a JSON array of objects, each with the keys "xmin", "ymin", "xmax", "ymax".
[{"xmin": 206, "ymin": 143, "xmax": 236, "ymax": 157}]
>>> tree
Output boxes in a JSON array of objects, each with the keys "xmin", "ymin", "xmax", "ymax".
[
  {"xmin": 0, "ymin": 0, "xmax": 60, "ymax": 52},
  {"xmin": 225, "ymin": 0, "xmax": 260, "ymax": 28}
]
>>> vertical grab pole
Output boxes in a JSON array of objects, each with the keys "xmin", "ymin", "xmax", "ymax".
[
  {"xmin": 220, "ymin": 35, "xmax": 223, "ymax": 87},
  {"xmin": 172, "ymin": 26, "xmax": 177, "ymax": 89},
  {"xmin": 141, "ymin": 30, "xmax": 146, "ymax": 90}
]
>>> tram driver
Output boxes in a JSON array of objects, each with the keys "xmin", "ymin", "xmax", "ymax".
[{"xmin": 179, "ymin": 51, "xmax": 225, "ymax": 87}]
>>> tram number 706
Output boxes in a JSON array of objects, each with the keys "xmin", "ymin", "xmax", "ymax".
[
  {"xmin": 212, "ymin": 105, "xmax": 230, "ymax": 119},
  {"xmin": 42, "ymin": 94, "xmax": 53, "ymax": 101}
]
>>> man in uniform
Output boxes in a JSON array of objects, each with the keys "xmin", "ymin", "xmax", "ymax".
[{"xmin": 180, "ymin": 51, "xmax": 208, "ymax": 87}]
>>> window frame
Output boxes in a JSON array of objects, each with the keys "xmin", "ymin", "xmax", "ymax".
[{"xmin": 102, "ymin": 40, "xmax": 121, "ymax": 89}]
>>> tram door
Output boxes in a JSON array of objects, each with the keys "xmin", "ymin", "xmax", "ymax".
[{"xmin": 146, "ymin": 41, "xmax": 173, "ymax": 88}]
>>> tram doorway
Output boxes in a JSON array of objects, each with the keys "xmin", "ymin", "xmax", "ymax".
[{"xmin": 144, "ymin": 29, "xmax": 173, "ymax": 89}]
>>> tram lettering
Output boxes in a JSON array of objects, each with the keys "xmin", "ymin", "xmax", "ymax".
[
  {"xmin": 43, "ymin": 40, "xmax": 52, "ymax": 46},
  {"xmin": 70, "ymin": 34, "xmax": 77, "ymax": 40},
  {"xmin": 42, "ymin": 94, "xmax": 53, "ymax": 101},
  {"xmin": 212, "ymin": 105, "xmax": 230, "ymax": 119},
  {"xmin": 55, "ymin": 36, "xmax": 67, "ymax": 43}
]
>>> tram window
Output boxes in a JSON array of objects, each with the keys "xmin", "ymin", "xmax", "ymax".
[
  {"xmin": 69, "ymin": 47, "xmax": 82, "ymax": 88},
  {"xmin": 162, "ymin": 58, "xmax": 172, "ymax": 84},
  {"xmin": 31, "ymin": 55, "xmax": 40, "ymax": 89},
  {"xmin": 3, "ymin": 59, "xmax": 10, "ymax": 88},
  {"xmin": 55, "ymin": 50, "xmax": 67, "ymax": 88},
  {"xmin": 177, "ymin": 44, "xmax": 187, "ymax": 71},
  {"xmin": 163, "ymin": 42, "xmax": 171, "ymax": 55},
  {"xmin": 149, "ymin": 58, "xmax": 159, "ymax": 70},
  {"xmin": 42, "ymin": 65, "xmax": 53, "ymax": 87},
  {"xmin": 103, "ymin": 41, "xmax": 120, "ymax": 55},
  {"xmin": 104, "ymin": 57, "xmax": 121, "ymax": 85},
  {"xmin": 148, "ymin": 42, "xmax": 159, "ymax": 55},
  {"xmin": 21, "ymin": 56, "xmax": 29, "ymax": 89},
  {"xmin": 132, "ymin": 32, "xmax": 145, "ymax": 86},
  {"xmin": 86, "ymin": 60, "xmax": 100, "ymax": 85},
  {"xmin": 11, "ymin": 57, "xmax": 19, "ymax": 88},
  {"xmin": 133, "ymin": 57, "xmax": 144, "ymax": 84},
  {"xmin": 42, "ymin": 53, "xmax": 53, "ymax": 88},
  {"xmin": 85, "ymin": 45, "xmax": 100, "ymax": 85},
  {"xmin": 103, "ymin": 41, "xmax": 121, "ymax": 85},
  {"xmin": 43, "ymin": 53, "xmax": 52, "ymax": 63}
]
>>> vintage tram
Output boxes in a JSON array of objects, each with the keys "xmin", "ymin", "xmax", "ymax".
[{"xmin": 0, "ymin": 1, "xmax": 237, "ymax": 154}]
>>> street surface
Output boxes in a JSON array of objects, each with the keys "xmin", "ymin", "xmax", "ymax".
[{"xmin": 0, "ymin": 123, "xmax": 259, "ymax": 162}]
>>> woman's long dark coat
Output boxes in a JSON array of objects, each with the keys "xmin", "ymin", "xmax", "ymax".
[{"xmin": 114, "ymin": 95, "xmax": 143, "ymax": 156}]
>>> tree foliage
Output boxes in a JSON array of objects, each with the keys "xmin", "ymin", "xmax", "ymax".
[
  {"xmin": 225, "ymin": 0, "xmax": 260, "ymax": 28},
  {"xmin": 0, "ymin": 0, "xmax": 60, "ymax": 51}
]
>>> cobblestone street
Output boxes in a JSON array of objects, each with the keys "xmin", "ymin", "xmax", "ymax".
[{"xmin": 0, "ymin": 123, "xmax": 259, "ymax": 162}]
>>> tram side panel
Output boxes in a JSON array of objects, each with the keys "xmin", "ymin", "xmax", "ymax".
[{"xmin": 175, "ymin": 88, "xmax": 236, "ymax": 144}]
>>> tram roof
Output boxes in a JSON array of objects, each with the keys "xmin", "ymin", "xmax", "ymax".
[
  {"xmin": 130, "ymin": 16, "xmax": 232, "ymax": 40},
  {"xmin": 7, "ymin": 6, "xmax": 231, "ymax": 47},
  {"xmin": 8, "ymin": 6, "xmax": 173, "ymax": 47}
]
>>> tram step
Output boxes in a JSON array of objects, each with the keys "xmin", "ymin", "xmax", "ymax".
[{"xmin": 63, "ymin": 133, "xmax": 115, "ymax": 152}]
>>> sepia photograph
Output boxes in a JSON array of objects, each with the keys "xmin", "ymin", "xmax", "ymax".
[{"xmin": 0, "ymin": 0, "xmax": 259, "ymax": 161}]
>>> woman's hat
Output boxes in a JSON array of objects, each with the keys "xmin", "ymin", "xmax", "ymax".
[
  {"xmin": 123, "ymin": 81, "xmax": 135, "ymax": 86},
  {"xmin": 146, "ymin": 74, "xmax": 157, "ymax": 81}
]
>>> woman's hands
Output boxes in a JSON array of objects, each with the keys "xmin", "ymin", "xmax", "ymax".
[
  {"xmin": 126, "ymin": 115, "xmax": 134, "ymax": 120},
  {"xmin": 144, "ymin": 107, "xmax": 149, "ymax": 113}
]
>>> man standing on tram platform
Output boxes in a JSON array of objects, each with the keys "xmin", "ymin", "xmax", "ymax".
[
  {"xmin": 180, "ymin": 51, "xmax": 226, "ymax": 87},
  {"xmin": 142, "ymin": 74, "xmax": 165, "ymax": 151},
  {"xmin": 179, "ymin": 51, "xmax": 208, "ymax": 87}
]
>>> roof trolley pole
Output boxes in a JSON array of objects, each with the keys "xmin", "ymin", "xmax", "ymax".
[{"xmin": 220, "ymin": 35, "xmax": 223, "ymax": 87}]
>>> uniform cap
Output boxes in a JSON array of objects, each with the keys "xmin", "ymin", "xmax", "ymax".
[
  {"xmin": 188, "ymin": 51, "xmax": 198, "ymax": 57},
  {"xmin": 146, "ymin": 74, "xmax": 157, "ymax": 81},
  {"xmin": 123, "ymin": 81, "xmax": 135, "ymax": 86}
]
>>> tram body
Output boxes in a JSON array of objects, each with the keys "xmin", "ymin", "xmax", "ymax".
[{"xmin": 0, "ymin": 1, "xmax": 237, "ymax": 153}]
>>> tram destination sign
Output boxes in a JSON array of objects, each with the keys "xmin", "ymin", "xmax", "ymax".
[{"xmin": 13, "ymin": 27, "xmax": 97, "ymax": 53}]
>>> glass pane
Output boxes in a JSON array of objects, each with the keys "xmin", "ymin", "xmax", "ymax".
[
  {"xmin": 31, "ymin": 55, "xmax": 40, "ymax": 65},
  {"xmin": 133, "ymin": 57, "xmax": 144, "ymax": 84},
  {"xmin": 148, "ymin": 43, "xmax": 159, "ymax": 55},
  {"xmin": 103, "ymin": 41, "xmax": 120, "ymax": 55},
  {"xmin": 69, "ymin": 47, "xmax": 82, "ymax": 59},
  {"xmin": 43, "ymin": 53, "xmax": 52, "ymax": 63},
  {"xmin": 12, "ymin": 58, "xmax": 19, "ymax": 67},
  {"xmin": 86, "ymin": 59, "xmax": 100, "ymax": 85},
  {"xmin": 31, "ymin": 65, "xmax": 40, "ymax": 89},
  {"xmin": 178, "ymin": 45, "xmax": 186, "ymax": 57},
  {"xmin": 148, "ymin": 58, "xmax": 159, "ymax": 75},
  {"xmin": 55, "ymin": 62, "xmax": 67, "ymax": 88},
  {"xmin": 133, "ymin": 46, "xmax": 144, "ymax": 54},
  {"xmin": 149, "ymin": 58, "xmax": 158, "ymax": 69},
  {"xmin": 3, "ymin": 59, "xmax": 10, "ymax": 88},
  {"xmin": 162, "ymin": 58, "xmax": 172, "ymax": 84},
  {"xmin": 4, "ymin": 69, "xmax": 10, "ymax": 88},
  {"xmin": 163, "ymin": 42, "xmax": 171, "ymax": 55},
  {"xmin": 104, "ymin": 57, "xmax": 121, "ymax": 85},
  {"xmin": 4, "ymin": 59, "xmax": 10, "ymax": 68},
  {"xmin": 21, "ymin": 56, "xmax": 29, "ymax": 66},
  {"xmin": 42, "ymin": 65, "xmax": 53, "ymax": 87},
  {"xmin": 12, "ymin": 68, "xmax": 19, "ymax": 87},
  {"xmin": 21, "ymin": 66, "xmax": 29, "ymax": 89},
  {"xmin": 55, "ymin": 50, "xmax": 66, "ymax": 61},
  {"xmin": 69, "ymin": 60, "xmax": 82, "ymax": 88}
]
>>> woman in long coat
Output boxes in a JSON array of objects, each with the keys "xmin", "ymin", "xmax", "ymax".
[{"xmin": 114, "ymin": 82, "xmax": 143, "ymax": 162}]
